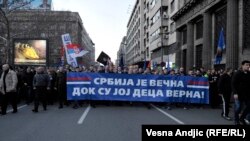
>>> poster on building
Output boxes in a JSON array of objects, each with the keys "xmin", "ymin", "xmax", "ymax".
[{"xmin": 14, "ymin": 39, "xmax": 47, "ymax": 65}]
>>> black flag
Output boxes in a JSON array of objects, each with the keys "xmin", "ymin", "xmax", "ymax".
[{"xmin": 97, "ymin": 51, "xmax": 111, "ymax": 66}]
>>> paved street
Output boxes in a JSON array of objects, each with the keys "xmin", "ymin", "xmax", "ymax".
[{"xmin": 0, "ymin": 102, "xmax": 233, "ymax": 141}]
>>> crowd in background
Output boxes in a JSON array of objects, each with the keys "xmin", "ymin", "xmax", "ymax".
[{"xmin": 0, "ymin": 60, "xmax": 250, "ymax": 125}]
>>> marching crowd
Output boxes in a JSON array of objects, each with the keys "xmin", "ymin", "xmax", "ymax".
[{"xmin": 0, "ymin": 60, "xmax": 250, "ymax": 125}]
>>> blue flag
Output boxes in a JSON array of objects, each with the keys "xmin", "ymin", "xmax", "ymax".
[{"xmin": 215, "ymin": 28, "xmax": 225, "ymax": 64}]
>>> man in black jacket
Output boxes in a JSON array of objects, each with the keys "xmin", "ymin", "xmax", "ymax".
[
  {"xmin": 232, "ymin": 60, "xmax": 250, "ymax": 125},
  {"xmin": 22, "ymin": 67, "xmax": 35, "ymax": 104},
  {"xmin": 218, "ymin": 68, "xmax": 233, "ymax": 120},
  {"xmin": 55, "ymin": 67, "xmax": 67, "ymax": 109}
]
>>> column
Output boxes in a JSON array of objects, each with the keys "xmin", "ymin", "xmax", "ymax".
[
  {"xmin": 175, "ymin": 30, "xmax": 182, "ymax": 68},
  {"xmin": 226, "ymin": 0, "xmax": 239, "ymax": 69},
  {"xmin": 202, "ymin": 12, "xmax": 212, "ymax": 70},
  {"xmin": 187, "ymin": 22, "xmax": 194, "ymax": 70}
]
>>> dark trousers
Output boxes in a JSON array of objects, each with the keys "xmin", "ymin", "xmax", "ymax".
[
  {"xmin": 220, "ymin": 93, "xmax": 231, "ymax": 117},
  {"xmin": 235, "ymin": 99, "xmax": 250, "ymax": 123},
  {"xmin": 47, "ymin": 89, "xmax": 56, "ymax": 105},
  {"xmin": 209, "ymin": 85, "xmax": 220, "ymax": 108},
  {"xmin": 33, "ymin": 87, "xmax": 47, "ymax": 111},
  {"xmin": 24, "ymin": 86, "xmax": 33, "ymax": 104},
  {"xmin": 241, "ymin": 100, "xmax": 250, "ymax": 120},
  {"xmin": 0, "ymin": 92, "xmax": 18, "ymax": 114},
  {"xmin": 58, "ymin": 85, "xmax": 66, "ymax": 107}
]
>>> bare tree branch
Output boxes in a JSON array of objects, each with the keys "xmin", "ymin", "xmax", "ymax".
[
  {"xmin": 0, "ymin": 7, "xmax": 8, "ymax": 25},
  {"xmin": 0, "ymin": 0, "xmax": 35, "ymax": 64},
  {"xmin": 6, "ymin": 0, "xmax": 35, "ymax": 16}
]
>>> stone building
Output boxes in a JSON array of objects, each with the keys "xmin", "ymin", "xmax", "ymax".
[
  {"xmin": 0, "ymin": 10, "xmax": 95, "ymax": 67},
  {"xmin": 172, "ymin": 0, "xmax": 250, "ymax": 70}
]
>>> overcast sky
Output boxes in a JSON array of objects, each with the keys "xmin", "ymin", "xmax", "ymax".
[{"xmin": 53, "ymin": 0, "xmax": 135, "ymax": 62}]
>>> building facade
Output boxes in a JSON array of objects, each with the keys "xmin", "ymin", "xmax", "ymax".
[
  {"xmin": 125, "ymin": 0, "xmax": 179, "ymax": 68},
  {"xmin": 126, "ymin": 0, "xmax": 143, "ymax": 66},
  {"xmin": 149, "ymin": 0, "xmax": 179, "ymax": 68},
  {"xmin": 0, "ymin": 10, "xmax": 95, "ymax": 67},
  {"xmin": 172, "ymin": 0, "xmax": 250, "ymax": 70},
  {"xmin": 116, "ymin": 36, "xmax": 127, "ymax": 67}
]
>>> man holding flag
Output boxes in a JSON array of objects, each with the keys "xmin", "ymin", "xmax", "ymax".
[{"xmin": 215, "ymin": 28, "xmax": 226, "ymax": 65}]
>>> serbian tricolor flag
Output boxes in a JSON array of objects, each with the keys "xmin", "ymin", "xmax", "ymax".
[
  {"xmin": 66, "ymin": 44, "xmax": 88, "ymax": 58},
  {"xmin": 187, "ymin": 80, "xmax": 209, "ymax": 89},
  {"xmin": 67, "ymin": 75, "xmax": 92, "ymax": 85}
]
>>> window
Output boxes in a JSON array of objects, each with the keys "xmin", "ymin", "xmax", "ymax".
[
  {"xmin": 196, "ymin": 45, "xmax": 203, "ymax": 68},
  {"xmin": 171, "ymin": 0, "xmax": 175, "ymax": 13},
  {"xmin": 182, "ymin": 49, "xmax": 187, "ymax": 70},
  {"xmin": 150, "ymin": 0, "xmax": 158, "ymax": 9},
  {"xmin": 196, "ymin": 20, "xmax": 203, "ymax": 39},
  {"xmin": 151, "ymin": 10, "xmax": 160, "ymax": 26},
  {"xmin": 182, "ymin": 28, "xmax": 187, "ymax": 45},
  {"xmin": 151, "ymin": 0, "xmax": 155, "ymax": 8},
  {"xmin": 150, "ymin": 28, "xmax": 160, "ymax": 42}
]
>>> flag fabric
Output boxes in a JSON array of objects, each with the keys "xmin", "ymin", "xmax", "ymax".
[
  {"xmin": 66, "ymin": 44, "xmax": 88, "ymax": 58},
  {"xmin": 97, "ymin": 51, "xmax": 111, "ymax": 66},
  {"xmin": 61, "ymin": 34, "xmax": 78, "ymax": 67},
  {"xmin": 215, "ymin": 28, "xmax": 225, "ymax": 64},
  {"xmin": 64, "ymin": 45, "xmax": 78, "ymax": 67}
]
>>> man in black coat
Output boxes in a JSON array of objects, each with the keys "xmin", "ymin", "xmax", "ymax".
[
  {"xmin": 22, "ymin": 67, "xmax": 35, "ymax": 104},
  {"xmin": 218, "ymin": 68, "xmax": 233, "ymax": 120},
  {"xmin": 232, "ymin": 60, "xmax": 250, "ymax": 125},
  {"xmin": 55, "ymin": 67, "xmax": 67, "ymax": 109}
]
